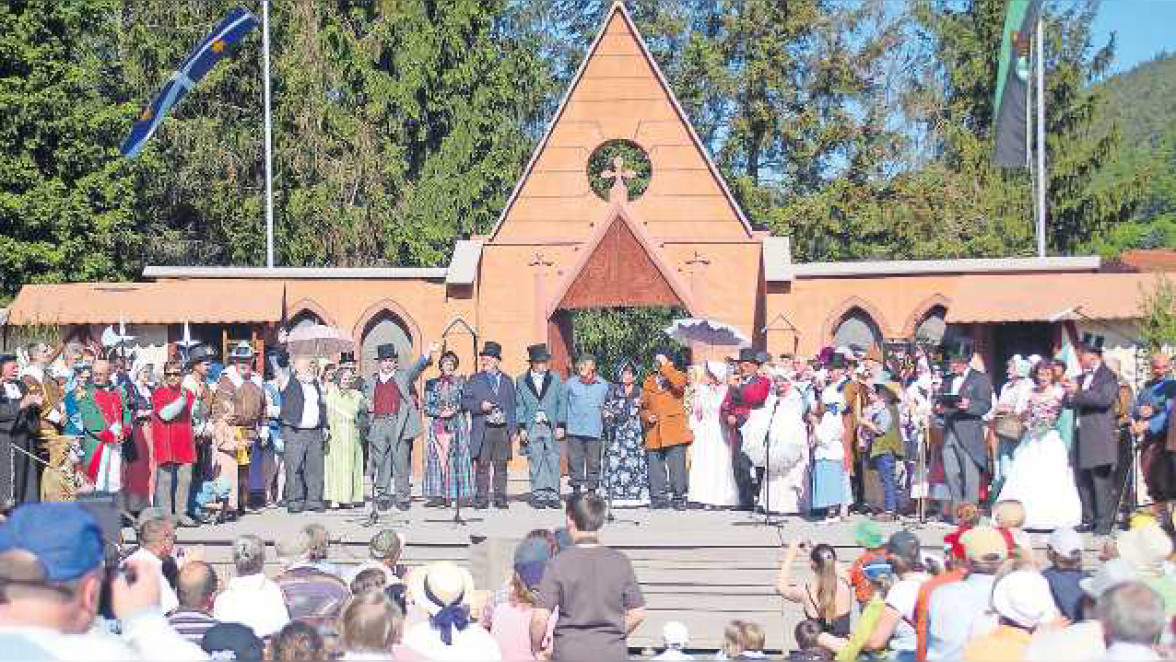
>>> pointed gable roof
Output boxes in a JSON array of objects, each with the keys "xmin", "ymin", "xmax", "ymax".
[{"xmin": 490, "ymin": 1, "xmax": 753, "ymax": 243}]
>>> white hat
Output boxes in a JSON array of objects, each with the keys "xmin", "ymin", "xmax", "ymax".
[
  {"xmin": 1081, "ymin": 558, "xmax": 1137, "ymax": 598},
  {"xmin": 1047, "ymin": 527, "xmax": 1084, "ymax": 559},
  {"xmin": 992, "ymin": 571, "xmax": 1058, "ymax": 629},
  {"xmin": 705, "ymin": 360, "xmax": 729, "ymax": 382},
  {"xmin": 411, "ymin": 561, "xmax": 475, "ymax": 616},
  {"xmin": 662, "ymin": 621, "xmax": 689, "ymax": 648},
  {"xmin": 1117, "ymin": 524, "xmax": 1173, "ymax": 576}
]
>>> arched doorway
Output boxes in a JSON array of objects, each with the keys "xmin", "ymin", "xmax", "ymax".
[
  {"xmin": 358, "ymin": 310, "xmax": 413, "ymax": 378},
  {"xmin": 290, "ymin": 309, "xmax": 324, "ymax": 330},
  {"xmin": 833, "ymin": 307, "xmax": 883, "ymax": 351},
  {"xmin": 914, "ymin": 305, "xmax": 948, "ymax": 345}
]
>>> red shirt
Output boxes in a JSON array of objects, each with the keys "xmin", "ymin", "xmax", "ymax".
[
  {"xmin": 151, "ymin": 385, "xmax": 195, "ymax": 465},
  {"xmin": 722, "ymin": 375, "xmax": 771, "ymax": 423},
  {"xmin": 372, "ymin": 377, "xmax": 402, "ymax": 416}
]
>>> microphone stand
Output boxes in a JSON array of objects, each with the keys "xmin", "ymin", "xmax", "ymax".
[
  {"xmin": 426, "ymin": 405, "xmax": 481, "ymax": 526},
  {"xmin": 734, "ymin": 395, "xmax": 784, "ymax": 528}
]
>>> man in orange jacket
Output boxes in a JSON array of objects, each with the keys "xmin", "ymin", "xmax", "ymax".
[{"xmin": 640, "ymin": 354, "xmax": 692, "ymax": 510}]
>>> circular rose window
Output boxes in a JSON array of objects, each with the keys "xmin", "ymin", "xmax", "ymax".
[{"xmin": 586, "ymin": 139, "xmax": 652, "ymax": 202}]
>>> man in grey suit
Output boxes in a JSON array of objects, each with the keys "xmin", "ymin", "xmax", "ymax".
[
  {"xmin": 516, "ymin": 344, "xmax": 566, "ymax": 510},
  {"xmin": 364, "ymin": 341, "xmax": 439, "ymax": 511},
  {"xmin": 461, "ymin": 341, "xmax": 517, "ymax": 510},
  {"xmin": 936, "ymin": 349, "xmax": 994, "ymax": 516},
  {"xmin": 1065, "ymin": 343, "xmax": 1121, "ymax": 535}
]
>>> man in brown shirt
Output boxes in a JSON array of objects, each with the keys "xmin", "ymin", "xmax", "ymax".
[{"xmin": 214, "ymin": 342, "xmax": 265, "ymax": 517}]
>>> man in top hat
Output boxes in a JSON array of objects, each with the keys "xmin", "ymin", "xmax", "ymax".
[
  {"xmin": 935, "ymin": 347, "xmax": 993, "ymax": 517},
  {"xmin": 515, "ymin": 344, "xmax": 566, "ymax": 509},
  {"xmin": 1064, "ymin": 343, "xmax": 1121, "ymax": 535},
  {"xmin": 462, "ymin": 341, "xmax": 517, "ymax": 509},
  {"xmin": 213, "ymin": 341, "xmax": 266, "ymax": 518},
  {"xmin": 0, "ymin": 353, "xmax": 41, "ymax": 507},
  {"xmin": 723, "ymin": 348, "xmax": 772, "ymax": 510},
  {"xmin": 364, "ymin": 342, "xmax": 439, "ymax": 511}
]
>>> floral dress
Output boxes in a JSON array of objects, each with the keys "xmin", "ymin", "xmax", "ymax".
[
  {"xmin": 602, "ymin": 383, "xmax": 650, "ymax": 506},
  {"xmin": 423, "ymin": 375, "xmax": 474, "ymax": 501}
]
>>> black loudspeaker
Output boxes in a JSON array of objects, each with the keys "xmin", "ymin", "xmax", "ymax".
[{"xmin": 76, "ymin": 492, "xmax": 122, "ymax": 559}]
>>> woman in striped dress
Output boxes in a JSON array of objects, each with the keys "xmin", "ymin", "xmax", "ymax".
[{"xmin": 423, "ymin": 351, "xmax": 474, "ymax": 507}]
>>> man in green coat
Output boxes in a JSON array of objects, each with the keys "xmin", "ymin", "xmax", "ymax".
[{"xmin": 78, "ymin": 359, "xmax": 132, "ymax": 494}]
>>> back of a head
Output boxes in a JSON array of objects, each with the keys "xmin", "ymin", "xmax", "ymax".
[
  {"xmin": 1098, "ymin": 581, "xmax": 1165, "ymax": 646},
  {"xmin": 271, "ymin": 620, "xmax": 325, "ymax": 661},
  {"xmin": 567, "ymin": 493, "xmax": 607, "ymax": 533},
  {"xmin": 232, "ymin": 535, "xmax": 266, "ymax": 576},
  {"xmin": 339, "ymin": 589, "xmax": 404, "ymax": 653},
  {"xmin": 304, "ymin": 523, "xmax": 330, "ymax": 562},
  {"xmin": 794, "ymin": 619, "xmax": 823, "ymax": 650},
  {"xmin": 351, "ymin": 567, "xmax": 388, "ymax": 596},
  {"xmin": 994, "ymin": 500, "xmax": 1026, "ymax": 529},
  {"xmin": 137, "ymin": 516, "xmax": 173, "ymax": 551},
  {"xmin": 177, "ymin": 560, "xmax": 218, "ymax": 610}
]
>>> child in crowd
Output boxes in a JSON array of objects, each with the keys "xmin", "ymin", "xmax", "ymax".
[
  {"xmin": 652, "ymin": 621, "xmax": 693, "ymax": 661},
  {"xmin": 942, "ymin": 503, "xmax": 981, "ymax": 561},
  {"xmin": 351, "ymin": 567, "xmax": 389, "ymax": 596},
  {"xmin": 1041, "ymin": 527, "xmax": 1085, "ymax": 622},
  {"xmin": 720, "ymin": 621, "xmax": 767, "ymax": 660},
  {"xmin": 788, "ymin": 620, "xmax": 833, "ymax": 661},
  {"xmin": 848, "ymin": 521, "xmax": 888, "ymax": 608},
  {"xmin": 994, "ymin": 499, "xmax": 1033, "ymax": 560},
  {"xmin": 489, "ymin": 557, "xmax": 554, "ymax": 661}
]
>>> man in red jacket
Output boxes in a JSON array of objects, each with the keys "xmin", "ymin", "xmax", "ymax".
[{"xmin": 722, "ymin": 348, "xmax": 771, "ymax": 511}]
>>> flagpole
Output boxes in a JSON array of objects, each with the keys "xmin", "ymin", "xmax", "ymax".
[
  {"xmin": 262, "ymin": 0, "xmax": 275, "ymax": 268},
  {"xmin": 1035, "ymin": 16, "xmax": 1047, "ymax": 258}
]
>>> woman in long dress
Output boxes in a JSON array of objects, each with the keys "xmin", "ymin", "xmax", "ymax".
[
  {"xmin": 747, "ymin": 369, "xmax": 812, "ymax": 514},
  {"xmin": 812, "ymin": 360, "xmax": 850, "ymax": 523},
  {"xmin": 324, "ymin": 367, "xmax": 365, "ymax": 508},
  {"xmin": 688, "ymin": 361, "xmax": 740, "ymax": 508},
  {"xmin": 602, "ymin": 360, "xmax": 649, "ymax": 507},
  {"xmin": 997, "ymin": 361, "xmax": 1082, "ymax": 529},
  {"xmin": 422, "ymin": 351, "xmax": 474, "ymax": 507}
]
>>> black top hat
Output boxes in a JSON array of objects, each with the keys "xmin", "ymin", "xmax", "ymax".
[
  {"xmin": 377, "ymin": 344, "xmax": 398, "ymax": 361},
  {"xmin": 480, "ymin": 341, "xmax": 503, "ymax": 360},
  {"xmin": 827, "ymin": 354, "xmax": 848, "ymax": 370},
  {"xmin": 527, "ymin": 344, "xmax": 552, "ymax": 363},
  {"xmin": 339, "ymin": 351, "xmax": 357, "ymax": 367},
  {"xmin": 1078, "ymin": 342, "xmax": 1104, "ymax": 356},
  {"xmin": 738, "ymin": 348, "xmax": 762, "ymax": 364}
]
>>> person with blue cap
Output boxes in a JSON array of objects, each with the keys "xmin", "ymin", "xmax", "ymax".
[{"xmin": 0, "ymin": 502, "xmax": 206, "ymax": 659}]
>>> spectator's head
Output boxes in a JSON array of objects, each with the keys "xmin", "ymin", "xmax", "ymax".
[
  {"xmin": 270, "ymin": 620, "xmax": 325, "ymax": 661},
  {"xmin": 369, "ymin": 528, "xmax": 405, "ymax": 569},
  {"xmin": 994, "ymin": 500, "xmax": 1026, "ymax": 530},
  {"xmin": 137, "ymin": 515, "xmax": 176, "ymax": 559},
  {"xmin": 566, "ymin": 492, "xmax": 607, "ymax": 537},
  {"xmin": 862, "ymin": 559, "xmax": 894, "ymax": 596},
  {"xmin": 1116, "ymin": 523, "xmax": 1173, "ymax": 578},
  {"xmin": 885, "ymin": 530, "xmax": 922, "ymax": 575},
  {"xmin": 231, "ymin": 535, "xmax": 266, "ymax": 577},
  {"xmin": 1098, "ymin": 581, "xmax": 1165, "ymax": 647},
  {"xmin": 277, "ymin": 524, "xmax": 330, "ymax": 566},
  {"xmin": 722, "ymin": 620, "xmax": 765, "ymax": 658},
  {"xmin": 411, "ymin": 561, "xmax": 474, "ymax": 618},
  {"xmin": 662, "ymin": 621, "xmax": 690, "ymax": 651},
  {"xmin": 1047, "ymin": 527, "xmax": 1084, "ymax": 570},
  {"xmin": 521, "ymin": 529, "xmax": 558, "ymax": 557},
  {"xmin": 201, "ymin": 622, "xmax": 265, "ymax": 661},
  {"xmin": 854, "ymin": 520, "xmax": 884, "ymax": 551},
  {"xmin": 992, "ymin": 570, "xmax": 1058, "ymax": 630},
  {"xmin": 794, "ymin": 619, "xmax": 824, "ymax": 650},
  {"xmin": 512, "ymin": 533, "xmax": 552, "ymax": 606},
  {"xmin": 954, "ymin": 502, "xmax": 981, "ymax": 529},
  {"xmin": 0, "ymin": 503, "xmax": 106, "ymax": 634},
  {"xmin": 1079, "ymin": 558, "xmax": 1136, "ymax": 621},
  {"xmin": 338, "ymin": 590, "xmax": 403, "ymax": 653},
  {"xmin": 961, "ymin": 526, "xmax": 1008, "ymax": 574},
  {"xmin": 351, "ymin": 567, "xmax": 388, "ymax": 596},
  {"xmin": 1151, "ymin": 354, "xmax": 1171, "ymax": 380},
  {"xmin": 176, "ymin": 560, "xmax": 218, "ymax": 612}
]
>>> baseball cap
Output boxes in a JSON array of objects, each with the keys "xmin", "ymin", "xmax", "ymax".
[
  {"xmin": 862, "ymin": 559, "xmax": 894, "ymax": 582},
  {"xmin": 992, "ymin": 571, "xmax": 1058, "ymax": 629},
  {"xmin": 663, "ymin": 621, "xmax": 690, "ymax": 648},
  {"xmin": 855, "ymin": 520, "xmax": 884, "ymax": 549},
  {"xmin": 961, "ymin": 526, "xmax": 1009, "ymax": 563},
  {"xmin": 1046, "ymin": 527, "xmax": 1083, "ymax": 559},
  {"xmin": 201, "ymin": 623, "xmax": 265, "ymax": 661},
  {"xmin": 515, "ymin": 560, "xmax": 547, "ymax": 591},
  {"xmin": 886, "ymin": 530, "xmax": 921, "ymax": 565},
  {"xmin": 0, "ymin": 503, "xmax": 104, "ymax": 582}
]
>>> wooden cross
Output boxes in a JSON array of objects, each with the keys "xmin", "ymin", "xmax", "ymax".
[
  {"xmin": 601, "ymin": 156, "xmax": 637, "ymax": 203},
  {"xmin": 685, "ymin": 251, "xmax": 710, "ymax": 269},
  {"xmin": 529, "ymin": 252, "xmax": 554, "ymax": 269}
]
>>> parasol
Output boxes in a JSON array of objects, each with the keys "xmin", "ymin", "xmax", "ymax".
[
  {"xmin": 283, "ymin": 324, "xmax": 354, "ymax": 356},
  {"xmin": 663, "ymin": 318, "xmax": 751, "ymax": 348}
]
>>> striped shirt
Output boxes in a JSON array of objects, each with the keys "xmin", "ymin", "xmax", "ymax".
[{"xmin": 167, "ymin": 608, "xmax": 218, "ymax": 645}]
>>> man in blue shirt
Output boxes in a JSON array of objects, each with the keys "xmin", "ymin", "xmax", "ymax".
[
  {"xmin": 926, "ymin": 526, "xmax": 1007, "ymax": 660},
  {"xmin": 1132, "ymin": 353, "xmax": 1176, "ymax": 505},
  {"xmin": 561, "ymin": 355, "xmax": 610, "ymax": 498}
]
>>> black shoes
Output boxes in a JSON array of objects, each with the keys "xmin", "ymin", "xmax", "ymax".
[
  {"xmin": 547, "ymin": 499, "xmax": 562, "ymax": 510},
  {"xmin": 424, "ymin": 498, "xmax": 446, "ymax": 509},
  {"xmin": 474, "ymin": 498, "xmax": 490, "ymax": 510},
  {"xmin": 672, "ymin": 500, "xmax": 687, "ymax": 511},
  {"xmin": 651, "ymin": 501, "xmax": 670, "ymax": 511},
  {"xmin": 529, "ymin": 496, "xmax": 545, "ymax": 510},
  {"xmin": 494, "ymin": 498, "xmax": 509, "ymax": 510},
  {"xmin": 376, "ymin": 499, "xmax": 392, "ymax": 512},
  {"xmin": 396, "ymin": 501, "xmax": 411, "ymax": 512}
]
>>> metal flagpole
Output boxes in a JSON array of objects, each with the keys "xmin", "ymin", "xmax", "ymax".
[
  {"xmin": 262, "ymin": 0, "xmax": 275, "ymax": 268},
  {"xmin": 1035, "ymin": 16, "xmax": 1047, "ymax": 258}
]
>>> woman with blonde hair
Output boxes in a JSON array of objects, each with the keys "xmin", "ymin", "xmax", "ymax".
[{"xmin": 337, "ymin": 590, "xmax": 404, "ymax": 661}]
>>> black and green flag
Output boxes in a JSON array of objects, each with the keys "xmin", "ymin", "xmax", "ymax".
[{"xmin": 993, "ymin": 0, "xmax": 1044, "ymax": 168}]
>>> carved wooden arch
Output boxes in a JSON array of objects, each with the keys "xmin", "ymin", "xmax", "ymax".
[
  {"xmin": 350, "ymin": 298, "xmax": 422, "ymax": 356},
  {"xmin": 901, "ymin": 294, "xmax": 952, "ymax": 337},
  {"xmin": 288, "ymin": 298, "xmax": 335, "ymax": 327},
  {"xmin": 820, "ymin": 296, "xmax": 891, "ymax": 346}
]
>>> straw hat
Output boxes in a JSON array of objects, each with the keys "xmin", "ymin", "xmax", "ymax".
[{"xmin": 411, "ymin": 561, "xmax": 475, "ymax": 616}]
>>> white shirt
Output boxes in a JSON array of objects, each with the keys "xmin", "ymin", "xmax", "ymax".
[
  {"xmin": 124, "ymin": 548, "xmax": 179, "ymax": 615},
  {"xmin": 2, "ymin": 381, "xmax": 20, "ymax": 399},
  {"xmin": 530, "ymin": 371, "xmax": 545, "ymax": 394},
  {"xmin": 652, "ymin": 649, "xmax": 695, "ymax": 661},
  {"xmin": 298, "ymin": 379, "xmax": 321, "ymax": 429},
  {"xmin": 402, "ymin": 621, "xmax": 502, "ymax": 662},
  {"xmin": 1103, "ymin": 642, "xmax": 1161, "ymax": 661},
  {"xmin": 885, "ymin": 572, "xmax": 930, "ymax": 652},
  {"xmin": 950, "ymin": 369, "xmax": 970, "ymax": 395},
  {"xmin": 212, "ymin": 573, "xmax": 290, "ymax": 638},
  {"xmin": 0, "ymin": 611, "xmax": 208, "ymax": 661}
]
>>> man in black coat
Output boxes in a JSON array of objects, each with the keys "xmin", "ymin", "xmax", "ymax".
[
  {"xmin": 0, "ymin": 353, "xmax": 41, "ymax": 508},
  {"xmin": 461, "ymin": 341, "xmax": 517, "ymax": 509},
  {"xmin": 936, "ymin": 349, "xmax": 994, "ymax": 514},
  {"xmin": 1065, "ymin": 343, "xmax": 1121, "ymax": 535}
]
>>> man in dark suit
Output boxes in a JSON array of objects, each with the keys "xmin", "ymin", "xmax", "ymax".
[
  {"xmin": 461, "ymin": 341, "xmax": 517, "ymax": 509},
  {"xmin": 936, "ymin": 349, "xmax": 994, "ymax": 515},
  {"xmin": 280, "ymin": 355, "xmax": 329, "ymax": 513},
  {"xmin": 0, "ymin": 353, "xmax": 41, "ymax": 508},
  {"xmin": 1065, "ymin": 344, "xmax": 1121, "ymax": 535}
]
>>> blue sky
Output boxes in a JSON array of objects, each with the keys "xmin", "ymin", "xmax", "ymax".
[{"xmin": 1093, "ymin": 0, "xmax": 1176, "ymax": 73}]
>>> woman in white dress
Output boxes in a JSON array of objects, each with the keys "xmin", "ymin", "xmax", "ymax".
[
  {"xmin": 687, "ymin": 361, "xmax": 740, "ymax": 508},
  {"xmin": 745, "ymin": 369, "xmax": 812, "ymax": 514},
  {"xmin": 997, "ymin": 361, "xmax": 1082, "ymax": 530},
  {"xmin": 812, "ymin": 358, "xmax": 851, "ymax": 523}
]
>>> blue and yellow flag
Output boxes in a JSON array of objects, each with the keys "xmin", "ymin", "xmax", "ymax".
[{"xmin": 120, "ymin": 7, "xmax": 258, "ymax": 158}]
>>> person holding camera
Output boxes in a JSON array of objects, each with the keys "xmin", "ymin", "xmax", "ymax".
[{"xmin": 462, "ymin": 341, "xmax": 517, "ymax": 510}]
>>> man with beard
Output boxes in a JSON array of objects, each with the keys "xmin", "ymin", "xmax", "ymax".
[{"xmin": 77, "ymin": 359, "xmax": 131, "ymax": 497}]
